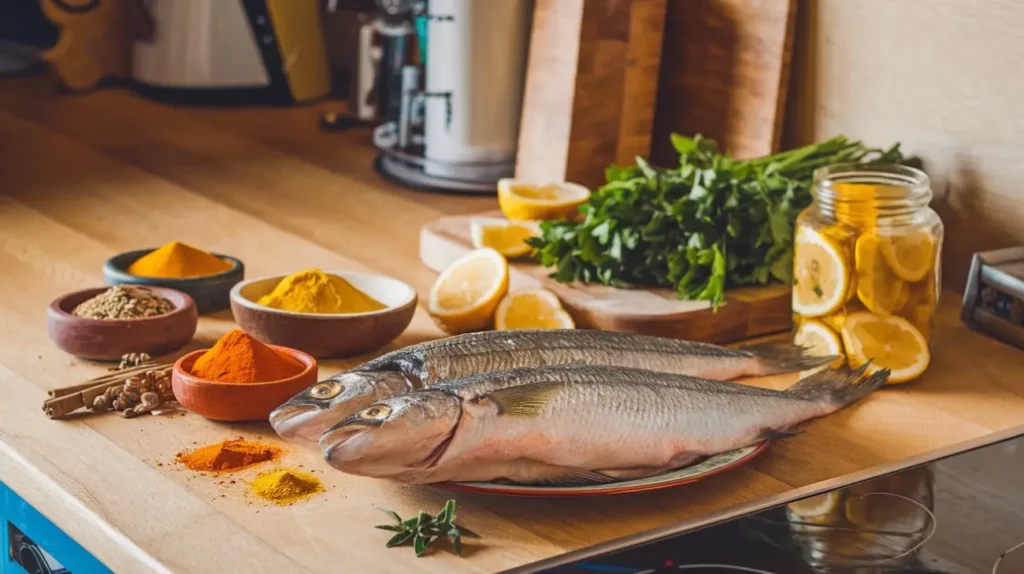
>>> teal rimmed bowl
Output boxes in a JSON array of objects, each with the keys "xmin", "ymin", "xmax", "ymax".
[{"xmin": 104, "ymin": 248, "xmax": 244, "ymax": 314}]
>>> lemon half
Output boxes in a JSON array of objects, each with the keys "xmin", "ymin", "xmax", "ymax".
[
  {"xmin": 495, "ymin": 288, "xmax": 575, "ymax": 330},
  {"xmin": 794, "ymin": 319, "xmax": 845, "ymax": 361},
  {"xmin": 428, "ymin": 248, "xmax": 510, "ymax": 334},
  {"xmin": 497, "ymin": 179, "xmax": 590, "ymax": 221},
  {"xmin": 470, "ymin": 218, "xmax": 540, "ymax": 259}
]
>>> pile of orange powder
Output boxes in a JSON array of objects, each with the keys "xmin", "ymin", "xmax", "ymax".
[{"xmin": 190, "ymin": 329, "xmax": 303, "ymax": 384}]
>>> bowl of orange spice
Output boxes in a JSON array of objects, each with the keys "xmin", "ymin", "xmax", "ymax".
[{"xmin": 172, "ymin": 329, "xmax": 317, "ymax": 422}]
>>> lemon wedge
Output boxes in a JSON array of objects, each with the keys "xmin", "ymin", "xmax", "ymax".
[
  {"xmin": 470, "ymin": 218, "xmax": 540, "ymax": 259},
  {"xmin": 497, "ymin": 179, "xmax": 590, "ymax": 221},
  {"xmin": 840, "ymin": 311, "xmax": 930, "ymax": 384},
  {"xmin": 495, "ymin": 288, "xmax": 575, "ymax": 330},
  {"xmin": 855, "ymin": 232, "xmax": 908, "ymax": 315},
  {"xmin": 428, "ymin": 248, "xmax": 510, "ymax": 334},
  {"xmin": 879, "ymin": 230, "xmax": 935, "ymax": 282},
  {"xmin": 793, "ymin": 227, "xmax": 851, "ymax": 317},
  {"xmin": 794, "ymin": 319, "xmax": 844, "ymax": 361},
  {"xmin": 788, "ymin": 491, "xmax": 844, "ymax": 520}
]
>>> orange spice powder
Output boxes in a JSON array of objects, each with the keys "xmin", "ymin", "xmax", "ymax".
[
  {"xmin": 176, "ymin": 439, "xmax": 282, "ymax": 472},
  {"xmin": 190, "ymin": 329, "xmax": 303, "ymax": 384}
]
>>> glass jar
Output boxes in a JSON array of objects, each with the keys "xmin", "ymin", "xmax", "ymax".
[{"xmin": 792, "ymin": 164, "xmax": 943, "ymax": 384}]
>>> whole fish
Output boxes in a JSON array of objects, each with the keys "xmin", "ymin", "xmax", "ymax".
[
  {"xmin": 319, "ymin": 364, "xmax": 888, "ymax": 485},
  {"xmin": 270, "ymin": 330, "xmax": 836, "ymax": 446}
]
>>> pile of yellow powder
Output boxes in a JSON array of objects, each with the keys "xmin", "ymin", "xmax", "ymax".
[
  {"xmin": 249, "ymin": 468, "xmax": 324, "ymax": 506},
  {"xmin": 256, "ymin": 268, "xmax": 386, "ymax": 314}
]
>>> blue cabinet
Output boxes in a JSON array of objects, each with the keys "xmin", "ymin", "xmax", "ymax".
[{"xmin": 1, "ymin": 483, "xmax": 110, "ymax": 574}]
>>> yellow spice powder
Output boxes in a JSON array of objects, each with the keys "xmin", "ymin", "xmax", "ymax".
[
  {"xmin": 249, "ymin": 468, "xmax": 324, "ymax": 506},
  {"xmin": 256, "ymin": 268, "xmax": 386, "ymax": 314}
]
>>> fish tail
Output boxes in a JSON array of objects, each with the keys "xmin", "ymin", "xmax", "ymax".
[
  {"xmin": 740, "ymin": 341, "xmax": 841, "ymax": 375},
  {"xmin": 785, "ymin": 363, "xmax": 890, "ymax": 408}
]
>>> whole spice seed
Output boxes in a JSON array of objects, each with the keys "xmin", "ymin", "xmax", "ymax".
[
  {"xmin": 110, "ymin": 352, "xmax": 154, "ymax": 371},
  {"xmin": 72, "ymin": 285, "xmax": 173, "ymax": 320}
]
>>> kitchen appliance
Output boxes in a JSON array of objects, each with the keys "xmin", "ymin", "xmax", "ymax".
[
  {"xmin": 372, "ymin": 0, "xmax": 533, "ymax": 194},
  {"xmin": 522, "ymin": 427, "xmax": 1024, "ymax": 574},
  {"xmin": 131, "ymin": 0, "xmax": 331, "ymax": 105},
  {"xmin": 962, "ymin": 245, "xmax": 1024, "ymax": 349}
]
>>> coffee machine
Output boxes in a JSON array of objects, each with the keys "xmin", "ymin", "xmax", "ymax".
[{"xmin": 370, "ymin": 0, "xmax": 533, "ymax": 194}]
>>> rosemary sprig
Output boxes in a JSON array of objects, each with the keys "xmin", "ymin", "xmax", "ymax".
[{"xmin": 375, "ymin": 500, "xmax": 468, "ymax": 557}]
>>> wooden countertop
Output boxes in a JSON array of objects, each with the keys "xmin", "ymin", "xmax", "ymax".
[{"xmin": 2, "ymin": 76, "xmax": 1024, "ymax": 573}]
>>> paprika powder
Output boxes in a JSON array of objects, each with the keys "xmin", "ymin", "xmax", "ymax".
[
  {"xmin": 190, "ymin": 329, "xmax": 303, "ymax": 384},
  {"xmin": 176, "ymin": 439, "xmax": 281, "ymax": 472}
]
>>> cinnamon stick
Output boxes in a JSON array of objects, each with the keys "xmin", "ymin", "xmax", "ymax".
[
  {"xmin": 43, "ymin": 363, "xmax": 172, "ymax": 419},
  {"xmin": 46, "ymin": 362, "xmax": 158, "ymax": 398}
]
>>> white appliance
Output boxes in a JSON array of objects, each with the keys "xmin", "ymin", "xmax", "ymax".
[{"xmin": 373, "ymin": 0, "xmax": 533, "ymax": 194}]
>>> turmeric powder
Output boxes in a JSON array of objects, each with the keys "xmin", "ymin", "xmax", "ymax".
[
  {"xmin": 176, "ymin": 439, "xmax": 281, "ymax": 472},
  {"xmin": 127, "ymin": 241, "xmax": 233, "ymax": 279},
  {"xmin": 256, "ymin": 268, "xmax": 386, "ymax": 314},
  {"xmin": 249, "ymin": 468, "xmax": 323, "ymax": 505}
]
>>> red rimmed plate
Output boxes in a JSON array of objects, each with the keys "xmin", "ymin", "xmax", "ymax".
[{"xmin": 439, "ymin": 441, "xmax": 770, "ymax": 497}]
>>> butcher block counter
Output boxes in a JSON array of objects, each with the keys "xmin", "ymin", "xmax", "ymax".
[{"xmin": 2, "ymin": 76, "xmax": 1024, "ymax": 573}]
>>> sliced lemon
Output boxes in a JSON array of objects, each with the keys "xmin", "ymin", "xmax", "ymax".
[
  {"xmin": 794, "ymin": 319, "xmax": 844, "ymax": 361},
  {"xmin": 840, "ymin": 312, "xmax": 930, "ymax": 384},
  {"xmin": 879, "ymin": 230, "xmax": 935, "ymax": 282},
  {"xmin": 428, "ymin": 248, "xmax": 510, "ymax": 334},
  {"xmin": 495, "ymin": 288, "xmax": 575, "ymax": 330},
  {"xmin": 855, "ymin": 232, "xmax": 908, "ymax": 315},
  {"xmin": 792, "ymin": 227, "xmax": 851, "ymax": 317},
  {"xmin": 470, "ymin": 218, "xmax": 540, "ymax": 259},
  {"xmin": 497, "ymin": 179, "xmax": 590, "ymax": 221},
  {"xmin": 788, "ymin": 491, "xmax": 844, "ymax": 520}
]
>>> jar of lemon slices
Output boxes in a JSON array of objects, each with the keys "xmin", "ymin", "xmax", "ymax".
[{"xmin": 792, "ymin": 164, "xmax": 942, "ymax": 384}]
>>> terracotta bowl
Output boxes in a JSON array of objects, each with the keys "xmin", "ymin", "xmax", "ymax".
[
  {"xmin": 47, "ymin": 286, "xmax": 198, "ymax": 361},
  {"xmin": 229, "ymin": 271, "xmax": 417, "ymax": 358},
  {"xmin": 104, "ymin": 248, "xmax": 245, "ymax": 314},
  {"xmin": 171, "ymin": 346, "xmax": 318, "ymax": 422}
]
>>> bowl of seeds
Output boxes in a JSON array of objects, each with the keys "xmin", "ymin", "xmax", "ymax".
[{"xmin": 47, "ymin": 285, "xmax": 198, "ymax": 361}]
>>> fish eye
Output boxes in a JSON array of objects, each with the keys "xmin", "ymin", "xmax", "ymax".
[
  {"xmin": 359, "ymin": 405, "xmax": 392, "ymax": 421},
  {"xmin": 310, "ymin": 382, "xmax": 343, "ymax": 400}
]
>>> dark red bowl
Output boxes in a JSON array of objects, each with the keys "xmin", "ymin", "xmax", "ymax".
[
  {"xmin": 47, "ymin": 286, "xmax": 198, "ymax": 361},
  {"xmin": 171, "ymin": 345, "xmax": 318, "ymax": 422}
]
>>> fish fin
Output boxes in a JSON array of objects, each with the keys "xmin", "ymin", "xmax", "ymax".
[
  {"xmin": 531, "ymin": 469, "xmax": 617, "ymax": 486},
  {"xmin": 757, "ymin": 427, "xmax": 803, "ymax": 441},
  {"xmin": 739, "ymin": 340, "xmax": 840, "ymax": 376},
  {"xmin": 485, "ymin": 382, "xmax": 563, "ymax": 418},
  {"xmin": 786, "ymin": 363, "xmax": 890, "ymax": 409}
]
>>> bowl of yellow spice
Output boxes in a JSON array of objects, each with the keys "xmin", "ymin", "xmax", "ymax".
[
  {"xmin": 230, "ymin": 268, "xmax": 417, "ymax": 358},
  {"xmin": 104, "ymin": 241, "xmax": 244, "ymax": 314}
]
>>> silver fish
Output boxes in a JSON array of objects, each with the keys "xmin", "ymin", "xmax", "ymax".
[
  {"xmin": 320, "ymin": 364, "xmax": 887, "ymax": 485},
  {"xmin": 270, "ymin": 330, "xmax": 836, "ymax": 446}
]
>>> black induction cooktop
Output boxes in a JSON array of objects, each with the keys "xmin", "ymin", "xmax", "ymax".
[{"xmin": 514, "ymin": 427, "xmax": 1024, "ymax": 574}]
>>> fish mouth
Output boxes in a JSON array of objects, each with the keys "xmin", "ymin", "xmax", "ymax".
[
  {"xmin": 320, "ymin": 424, "xmax": 374, "ymax": 465},
  {"xmin": 269, "ymin": 403, "xmax": 324, "ymax": 442}
]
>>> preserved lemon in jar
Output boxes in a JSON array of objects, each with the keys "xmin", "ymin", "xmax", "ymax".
[{"xmin": 792, "ymin": 164, "xmax": 942, "ymax": 384}]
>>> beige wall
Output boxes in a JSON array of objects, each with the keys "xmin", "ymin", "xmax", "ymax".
[{"xmin": 784, "ymin": 0, "xmax": 1024, "ymax": 291}]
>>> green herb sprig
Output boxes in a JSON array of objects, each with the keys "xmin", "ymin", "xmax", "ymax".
[
  {"xmin": 527, "ymin": 134, "xmax": 915, "ymax": 307},
  {"xmin": 376, "ymin": 500, "xmax": 470, "ymax": 557}
]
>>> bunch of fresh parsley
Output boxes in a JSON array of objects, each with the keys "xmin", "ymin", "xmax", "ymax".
[{"xmin": 527, "ymin": 134, "xmax": 913, "ymax": 306}]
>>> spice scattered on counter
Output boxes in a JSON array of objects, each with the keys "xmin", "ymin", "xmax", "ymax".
[
  {"xmin": 249, "ymin": 468, "xmax": 323, "ymax": 505},
  {"xmin": 190, "ymin": 329, "xmax": 304, "ymax": 384},
  {"xmin": 109, "ymin": 352, "xmax": 153, "ymax": 371},
  {"xmin": 127, "ymin": 240, "xmax": 233, "ymax": 279},
  {"xmin": 71, "ymin": 285, "xmax": 173, "ymax": 320},
  {"xmin": 176, "ymin": 439, "xmax": 281, "ymax": 472},
  {"xmin": 256, "ymin": 268, "xmax": 386, "ymax": 314}
]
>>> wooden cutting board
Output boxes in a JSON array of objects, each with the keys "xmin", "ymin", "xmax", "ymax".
[{"xmin": 420, "ymin": 214, "xmax": 793, "ymax": 343}]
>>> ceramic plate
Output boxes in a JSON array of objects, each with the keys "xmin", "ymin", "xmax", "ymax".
[{"xmin": 440, "ymin": 442, "xmax": 769, "ymax": 497}]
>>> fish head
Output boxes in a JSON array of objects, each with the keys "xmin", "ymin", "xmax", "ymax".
[
  {"xmin": 320, "ymin": 389, "xmax": 460, "ymax": 477},
  {"xmin": 269, "ymin": 370, "xmax": 417, "ymax": 447}
]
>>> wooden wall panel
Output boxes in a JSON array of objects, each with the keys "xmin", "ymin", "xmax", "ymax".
[{"xmin": 784, "ymin": 0, "xmax": 1024, "ymax": 291}]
